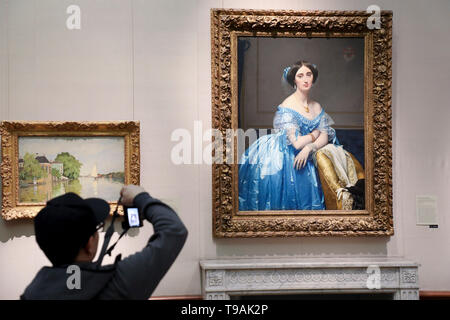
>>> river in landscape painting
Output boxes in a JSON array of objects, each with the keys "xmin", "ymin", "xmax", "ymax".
[{"xmin": 19, "ymin": 176, "xmax": 124, "ymax": 203}]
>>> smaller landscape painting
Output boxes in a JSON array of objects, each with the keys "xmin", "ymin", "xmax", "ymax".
[{"xmin": 18, "ymin": 137, "xmax": 125, "ymax": 202}]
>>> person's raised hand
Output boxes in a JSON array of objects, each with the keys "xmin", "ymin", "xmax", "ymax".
[{"xmin": 120, "ymin": 185, "xmax": 146, "ymax": 206}]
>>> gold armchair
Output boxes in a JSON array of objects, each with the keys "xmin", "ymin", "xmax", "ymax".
[{"xmin": 316, "ymin": 150, "xmax": 364, "ymax": 210}]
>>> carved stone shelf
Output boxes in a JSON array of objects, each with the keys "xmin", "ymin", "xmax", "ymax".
[{"xmin": 200, "ymin": 258, "xmax": 419, "ymax": 300}]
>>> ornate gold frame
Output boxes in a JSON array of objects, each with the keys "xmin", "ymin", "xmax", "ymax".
[
  {"xmin": 0, "ymin": 121, "xmax": 140, "ymax": 220},
  {"xmin": 211, "ymin": 9, "xmax": 393, "ymax": 237}
]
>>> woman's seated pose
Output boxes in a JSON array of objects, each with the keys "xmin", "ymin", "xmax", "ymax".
[{"xmin": 239, "ymin": 60, "xmax": 341, "ymax": 211}]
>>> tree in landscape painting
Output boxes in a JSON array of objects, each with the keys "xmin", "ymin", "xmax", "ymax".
[
  {"xmin": 19, "ymin": 152, "xmax": 45, "ymax": 182},
  {"xmin": 54, "ymin": 152, "xmax": 82, "ymax": 180},
  {"xmin": 51, "ymin": 168, "xmax": 61, "ymax": 179}
]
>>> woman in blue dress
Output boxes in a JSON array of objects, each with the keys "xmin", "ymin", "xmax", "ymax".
[{"xmin": 239, "ymin": 60, "xmax": 338, "ymax": 211}]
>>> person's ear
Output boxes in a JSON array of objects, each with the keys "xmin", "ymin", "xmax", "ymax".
[{"xmin": 85, "ymin": 233, "xmax": 97, "ymax": 256}]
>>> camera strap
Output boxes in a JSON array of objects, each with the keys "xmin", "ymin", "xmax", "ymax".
[{"xmin": 95, "ymin": 196, "xmax": 128, "ymax": 267}]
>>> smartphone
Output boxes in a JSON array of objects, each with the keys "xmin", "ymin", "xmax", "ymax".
[{"xmin": 124, "ymin": 207, "xmax": 143, "ymax": 228}]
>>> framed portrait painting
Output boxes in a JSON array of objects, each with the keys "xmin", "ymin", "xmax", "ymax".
[
  {"xmin": 211, "ymin": 9, "xmax": 393, "ymax": 237},
  {"xmin": 0, "ymin": 121, "xmax": 140, "ymax": 220}
]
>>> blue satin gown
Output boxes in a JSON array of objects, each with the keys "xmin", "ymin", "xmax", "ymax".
[{"xmin": 238, "ymin": 106, "xmax": 338, "ymax": 211}]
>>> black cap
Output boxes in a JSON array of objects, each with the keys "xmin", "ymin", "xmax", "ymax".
[{"xmin": 34, "ymin": 192, "xmax": 110, "ymax": 266}]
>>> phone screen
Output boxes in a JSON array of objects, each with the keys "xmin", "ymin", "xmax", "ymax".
[{"xmin": 127, "ymin": 208, "xmax": 140, "ymax": 227}]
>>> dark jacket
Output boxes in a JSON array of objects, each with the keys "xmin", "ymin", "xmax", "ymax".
[{"xmin": 21, "ymin": 192, "xmax": 188, "ymax": 300}]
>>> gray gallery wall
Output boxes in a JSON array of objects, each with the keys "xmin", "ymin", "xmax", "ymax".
[{"xmin": 0, "ymin": 0, "xmax": 450, "ymax": 299}]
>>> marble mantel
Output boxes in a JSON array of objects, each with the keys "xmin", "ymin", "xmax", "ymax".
[{"xmin": 200, "ymin": 257, "xmax": 419, "ymax": 300}]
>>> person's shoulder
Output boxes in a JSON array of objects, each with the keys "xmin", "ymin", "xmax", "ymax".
[{"xmin": 310, "ymin": 101, "xmax": 323, "ymax": 114}]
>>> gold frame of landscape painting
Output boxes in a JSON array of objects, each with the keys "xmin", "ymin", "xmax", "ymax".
[
  {"xmin": 0, "ymin": 121, "xmax": 140, "ymax": 220},
  {"xmin": 211, "ymin": 9, "xmax": 393, "ymax": 237}
]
